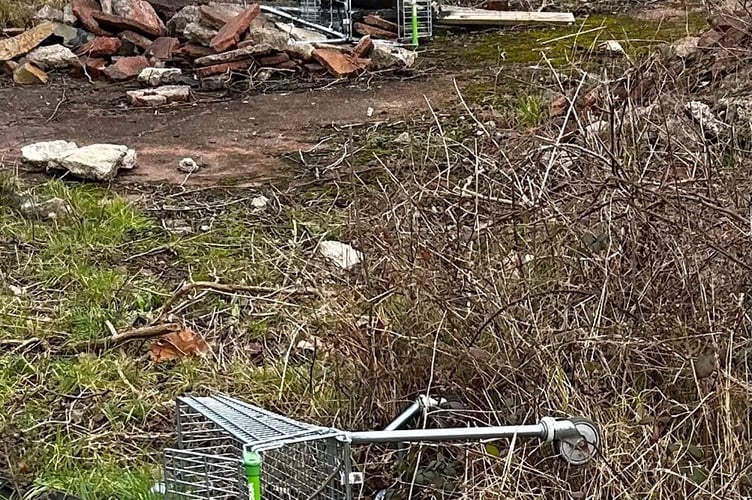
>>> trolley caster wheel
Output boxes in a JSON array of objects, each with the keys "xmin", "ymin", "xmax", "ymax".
[{"xmin": 553, "ymin": 417, "xmax": 600, "ymax": 466}]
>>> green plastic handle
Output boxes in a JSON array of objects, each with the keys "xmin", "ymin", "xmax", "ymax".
[
  {"xmin": 243, "ymin": 451, "xmax": 262, "ymax": 500},
  {"xmin": 411, "ymin": 0, "xmax": 419, "ymax": 47}
]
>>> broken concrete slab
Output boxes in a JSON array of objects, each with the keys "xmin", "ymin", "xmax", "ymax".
[
  {"xmin": 184, "ymin": 22, "xmax": 217, "ymax": 45},
  {"xmin": 194, "ymin": 43, "xmax": 273, "ymax": 66},
  {"xmin": 71, "ymin": 0, "xmax": 111, "ymax": 36},
  {"xmin": 21, "ymin": 140, "xmax": 79, "ymax": 165},
  {"xmin": 0, "ymin": 21, "xmax": 55, "ymax": 62},
  {"xmin": 195, "ymin": 59, "xmax": 252, "ymax": 77},
  {"xmin": 138, "ymin": 66, "xmax": 182, "ymax": 85},
  {"xmin": 127, "ymin": 85, "xmax": 191, "ymax": 106},
  {"xmin": 312, "ymin": 47, "xmax": 360, "ymax": 78},
  {"xmin": 111, "ymin": 0, "xmax": 167, "ymax": 36},
  {"xmin": 92, "ymin": 10, "xmax": 166, "ymax": 37},
  {"xmin": 210, "ymin": 3, "xmax": 260, "ymax": 52},
  {"xmin": 13, "ymin": 62, "xmax": 49, "ymax": 85},
  {"xmin": 76, "ymin": 36, "xmax": 122, "ymax": 57},
  {"xmin": 145, "ymin": 37, "xmax": 180, "ymax": 60},
  {"xmin": 103, "ymin": 55, "xmax": 150, "ymax": 80},
  {"xmin": 27, "ymin": 44, "xmax": 79, "ymax": 69},
  {"xmin": 52, "ymin": 144, "xmax": 137, "ymax": 180}
]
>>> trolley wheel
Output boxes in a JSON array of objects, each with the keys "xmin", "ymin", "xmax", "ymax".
[{"xmin": 553, "ymin": 417, "xmax": 600, "ymax": 466}]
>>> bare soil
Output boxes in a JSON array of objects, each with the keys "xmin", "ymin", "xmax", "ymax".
[{"xmin": 0, "ymin": 76, "xmax": 451, "ymax": 186}]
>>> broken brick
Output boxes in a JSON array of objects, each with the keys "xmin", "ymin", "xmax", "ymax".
[
  {"xmin": 176, "ymin": 43, "xmax": 214, "ymax": 59},
  {"xmin": 195, "ymin": 59, "xmax": 252, "ymax": 78},
  {"xmin": 354, "ymin": 35, "xmax": 373, "ymax": 58},
  {"xmin": 75, "ymin": 56, "xmax": 108, "ymax": 78},
  {"xmin": 71, "ymin": 0, "xmax": 111, "ymax": 36},
  {"xmin": 199, "ymin": 4, "xmax": 241, "ymax": 28},
  {"xmin": 111, "ymin": 0, "xmax": 166, "ymax": 37},
  {"xmin": 354, "ymin": 22, "xmax": 398, "ymax": 40},
  {"xmin": 127, "ymin": 85, "xmax": 191, "ymax": 106},
  {"xmin": 76, "ymin": 36, "xmax": 122, "ymax": 57},
  {"xmin": 312, "ymin": 47, "xmax": 360, "ymax": 78},
  {"xmin": 210, "ymin": 3, "xmax": 260, "ymax": 53},
  {"xmin": 118, "ymin": 30, "xmax": 153, "ymax": 49},
  {"xmin": 362, "ymin": 14, "xmax": 398, "ymax": 32},
  {"xmin": 13, "ymin": 62, "xmax": 49, "ymax": 85},
  {"xmin": 194, "ymin": 43, "xmax": 272, "ymax": 66},
  {"xmin": 103, "ymin": 55, "xmax": 150, "ymax": 80},
  {"xmin": 145, "ymin": 37, "xmax": 180, "ymax": 60},
  {"xmin": 257, "ymin": 53, "xmax": 289, "ymax": 66},
  {"xmin": 92, "ymin": 10, "xmax": 166, "ymax": 37}
]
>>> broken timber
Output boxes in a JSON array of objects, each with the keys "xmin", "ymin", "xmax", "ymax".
[{"xmin": 435, "ymin": 6, "xmax": 574, "ymax": 26}]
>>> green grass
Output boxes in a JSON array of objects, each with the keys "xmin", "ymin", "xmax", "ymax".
[{"xmin": 0, "ymin": 0, "xmax": 66, "ymax": 27}]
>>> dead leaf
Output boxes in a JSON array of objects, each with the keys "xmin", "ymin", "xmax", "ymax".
[
  {"xmin": 694, "ymin": 352, "xmax": 716, "ymax": 379},
  {"xmin": 149, "ymin": 328, "xmax": 210, "ymax": 363}
]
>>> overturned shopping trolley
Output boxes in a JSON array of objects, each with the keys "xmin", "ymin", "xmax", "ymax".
[{"xmin": 162, "ymin": 394, "xmax": 601, "ymax": 499}]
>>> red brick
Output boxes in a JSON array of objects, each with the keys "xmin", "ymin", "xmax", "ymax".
[
  {"xmin": 71, "ymin": 0, "xmax": 111, "ymax": 36},
  {"xmin": 92, "ymin": 10, "xmax": 166, "ymax": 37},
  {"xmin": 195, "ymin": 59, "xmax": 252, "ymax": 77},
  {"xmin": 199, "ymin": 4, "xmax": 240, "ymax": 28},
  {"xmin": 118, "ymin": 30, "xmax": 153, "ymax": 49},
  {"xmin": 312, "ymin": 48, "xmax": 360, "ymax": 78},
  {"xmin": 176, "ymin": 43, "xmax": 214, "ymax": 59},
  {"xmin": 103, "ymin": 55, "xmax": 150, "ymax": 80},
  {"xmin": 75, "ymin": 56, "xmax": 107, "ymax": 78},
  {"xmin": 362, "ymin": 14, "xmax": 398, "ymax": 32},
  {"xmin": 209, "ymin": 4, "xmax": 260, "ymax": 53},
  {"xmin": 145, "ymin": 37, "xmax": 180, "ymax": 60},
  {"xmin": 353, "ymin": 35, "xmax": 373, "ymax": 58},
  {"xmin": 76, "ymin": 36, "xmax": 122, "ymax": 57},
  {"xmin": 354, "ymin": 22, "xmax": 397, "ymax": 40},
  {"xmin": 112, "ymin": 0, "xmax": 166, "ymax": 37},
  {"xmin": 257, "ymin": 53, "xmax": 289, "ymax": 66}
]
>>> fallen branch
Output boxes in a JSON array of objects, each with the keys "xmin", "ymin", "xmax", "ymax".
[
  {"xmin": 154, "ymin": 281, "xmax": 319, "ymax": 323},
  {"xmin": 66, "ymin": 323, "xmax": 182, "ymax": 353}
]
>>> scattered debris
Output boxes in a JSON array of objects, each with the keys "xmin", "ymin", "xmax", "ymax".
[
  {"xmin": 18, "ymin": 197, "xmax": 72, "ymax": 220},
  {"xmin": 177, "ymin": 157, "xmax": 200, "ymax": 172},
  {"xmin": 149, "ymin": 327, "xmax": 210, "ymax": 363},
  {"xmin": 685, "ymin": 101, "xmax": 727, "ymax": 138},
  {"xmin": 27, "ymin": 44, "xmax": 79, "ymax": 69},
  {"xmin": 600, "ymin": 40, "xmax": 626, "ymax": 56},
  {"xmin": 318, "ymin": 240, "xmax": 363, "ymax": 270},
  {"xmin": 13, "ymin": 62, "xmax": 49, "ymax": 85},
  {"xmin": 48, "ymin": 143, "xmax": 137, "ymax": 180},
  {"xmin": 138, "ymin": 66, "xmax": 182, "ymax": 85},
  {"xmin": 672, "ymin": 36, "xmax": 699, "ymax": 59},
  {"xmin": 21, "ymin": 140, "xmax": 79, "ymax": 165},
  {"xmin": 0, "ymin": 21, "xmax": 55, "ymax": 61},
  {"xmin": 251, "ymin": 195, "xmax": 269, "ymax": 208},
  {"xmin": 394, "ymin": 131, "xmax": 411, "ymax": 144}
]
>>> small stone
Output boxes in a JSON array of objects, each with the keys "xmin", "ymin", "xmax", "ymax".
[
  {"xmin": 600, "ymin": 40, "xmax": 625, "ymax": 56},
  {"xmin": 177, "ymin": 157, "xmax": 200, "ymax": 173},
  {"xmin": 18, "ymin": 197, "xmax": 72, "ymax": 220},
  {"xmin": 27, "ymin": 44, "xmax": 79, "ymax": 69},
  {"xmin": 318, "ymin": 240, "xmax": 363, "ymax": 270},
  {"xmin": 76, "ymin": 56, "xmax": 107, "ymax": 78},
  {"xmin": 1, "ymin": 60, "xmax": 18, "ymax": 74},
  {"xmin": 0, "ymin": 21, "xmax": 56, "ymax": 61},
  {"xmin": 63, "ymin": 4, "xmax": 77, "ymax": 24},
  {"xmin": 138, "ymin": 67, "xmax": 182, "ymax": 86},
  {"xmin": 103, "ymin": 55, "xmax": 150, "ymax": 80},
  {"xmin": 53, "ymin": 144, "xmax": 136, "ymax": 180},
  {"xmin": 394, "ymin": 131, "xmax": 410, "ymax": 144},
  {"xmin": 251, "ymin": 195, "xmax": 268, "ymax": 208},
  {"xmin": 76, "ymin": 36, "xmax": 122, "ymax": 57},
  {"xmin": 685, "ymin": 101, "xmax": 726, "ymax": 138},
  {"xmin": 353, "ymin": 35, "xmax": 373, "ymax": 58},
  {"xmin": 371, "ymin": 40, "xmax": 416, "ymax": 70},
  {"xmin": 52, "ymin": 23, "xmax": 92, "ymax": 49},
  {"xmin": 167, "ymin": 6, "xmax": 201, "ymax": 36},
  {"xmin": 13, "ymin": 62, "xmax": 49, "ymax": 85},
  {"xmin": 21, "ymin": 140, "xmax": 79, "ymax": 165},
  {"xmin": 672, "ymin": 36, "xmax": 699, "ymax": 59},
  {"xmin": 34, "ymin": 5, "xmax": 65, "ymax": 23}
]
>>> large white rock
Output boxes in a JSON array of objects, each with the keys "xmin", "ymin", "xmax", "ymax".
[
  {"xmin": 21, "ymin": 140, "xmax": 79, "ymax": 165},
  {"xmin": 54, "ymin": 144, "xmax": 137, "ymax": 180},
  {"xmin": 138, "ymin": 67, "xmax": 182, "ymax": 86},
  {"xmin": 318, "ymin": 240, "xmax": 363, "ymax": 270},
  {"xmin": 371, "ymin": 40, "xmax": 416, "ymax": 70},
  {"xmin": 27, "ymin": 44, "xmax": 79, "ymax": 69}
]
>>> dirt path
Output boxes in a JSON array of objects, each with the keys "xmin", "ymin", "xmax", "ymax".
[{"xmin": 0, "ymin": 77, "xmax": 451, "ymax": 187}]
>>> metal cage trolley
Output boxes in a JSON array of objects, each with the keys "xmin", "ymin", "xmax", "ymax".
[{"xmin": 161, "ymin": 394, "xmax": 601, "ymax": 499}]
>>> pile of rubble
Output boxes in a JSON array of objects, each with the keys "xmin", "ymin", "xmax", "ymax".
[{"xmin": 0, "ymin": 0, "xmax": 416, "ymax": 105}]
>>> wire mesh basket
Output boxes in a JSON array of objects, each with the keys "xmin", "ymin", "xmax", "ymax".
[{"xmin": 162, "ymin": 394, "xmax": 601, "ymax": 499}]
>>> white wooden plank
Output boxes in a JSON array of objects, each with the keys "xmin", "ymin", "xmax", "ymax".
[{"xmin": 436, "ymin": 7, "xmax": 575, "ymax": 26}]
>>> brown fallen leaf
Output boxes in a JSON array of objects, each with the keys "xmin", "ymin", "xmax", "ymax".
[{"xmin": 150, "ymin": 328, "xmax": 210, "ymax": 363}]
